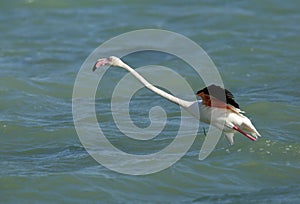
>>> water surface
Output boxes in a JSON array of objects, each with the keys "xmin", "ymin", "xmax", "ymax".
[{"xmin": 1, "ymin": 0, "xmax": 300, "ymax": 203}]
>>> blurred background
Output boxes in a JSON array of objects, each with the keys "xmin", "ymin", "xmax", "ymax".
[{"xmin": 0, "ymin": 0, "xmax": 299, "ymax": 203}]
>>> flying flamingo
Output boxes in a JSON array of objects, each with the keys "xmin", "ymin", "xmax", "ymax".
[{"xmin": 93, "ymin": 56, "xmax": 261, "ymax": 145}]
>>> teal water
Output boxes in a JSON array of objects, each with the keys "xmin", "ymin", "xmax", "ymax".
[{"xmin": 1, "ymin": 0, "xmax": 300, "ymax": 203}]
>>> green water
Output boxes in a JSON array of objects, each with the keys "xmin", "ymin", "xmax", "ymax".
[{"xmin": 1, "ymin": 0, "xmax": 300, "ymax": 203}]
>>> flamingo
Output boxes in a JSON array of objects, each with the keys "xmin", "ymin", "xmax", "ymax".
[{"xmin": 93, "ymin": 56, "xmax": 261, "ymax": 145}]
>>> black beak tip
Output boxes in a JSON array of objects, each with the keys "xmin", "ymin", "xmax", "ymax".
[{"xmin": 92, "ymin": 64, "xmax": 97, "ymax": 72}]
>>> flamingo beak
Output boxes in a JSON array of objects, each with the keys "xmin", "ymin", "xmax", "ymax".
[{"xmin": 92, "ymin": 58, "xmax": 110, "ymax": 72}]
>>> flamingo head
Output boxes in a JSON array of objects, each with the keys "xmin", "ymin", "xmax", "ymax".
[{"xmin": 92, "ymin": 56, "xmax": 123, "ymax": 71}]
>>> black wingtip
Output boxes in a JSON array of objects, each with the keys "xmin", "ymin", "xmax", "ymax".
[{"xmin": 196, "ymin": 84, "xmax": 240, "ymax": 109}]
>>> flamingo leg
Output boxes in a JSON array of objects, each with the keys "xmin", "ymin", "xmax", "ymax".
[{"xmin": 233, "ymin": 126, "xmax": 257, "ymax": 141}]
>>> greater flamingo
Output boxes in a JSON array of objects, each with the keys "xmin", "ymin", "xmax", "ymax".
[{"xmin": 93, "ymin": 56, "xmax": 261, "ymax": 145}]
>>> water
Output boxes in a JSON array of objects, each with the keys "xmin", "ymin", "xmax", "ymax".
[{"xmin": 1, "ymin": 0, "xmax": 300, "ymax": 203}]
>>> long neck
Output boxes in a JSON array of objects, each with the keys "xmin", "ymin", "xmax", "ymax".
[{"xmin": 119, "ymin": 62, "xmax": 193, "ymax": 108}]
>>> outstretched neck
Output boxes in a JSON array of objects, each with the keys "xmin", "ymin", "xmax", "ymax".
[{"xmin": 119, "ymin": 61, "xmax": 193, "ymax": 108}]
